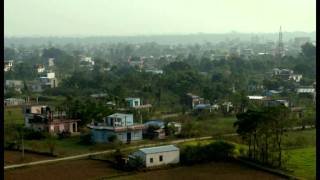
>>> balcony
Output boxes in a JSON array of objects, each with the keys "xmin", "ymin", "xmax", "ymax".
[{"xmin": 87, "ymin": 123, "xmax": 145, "ymax": 132}]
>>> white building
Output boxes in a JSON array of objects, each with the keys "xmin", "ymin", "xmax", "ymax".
[
  {"xmin": 296, "ymin": 87, "xmax": 315, "ymax": 94},
  {"xmin": 48, "ymin": 58, "xmax": 55, "ymax": 67},
  {"xmin": 125, "ymin": 97, "xmax": 141, "ymax": 107},
  {"xmin": 39, "ymin": 72, "xmax": 58, "ymax": 88},
  {"xmin": 289, "ymin": 74, "xmax": 303, "ymax": 82},
  {"xmin": 5, "ymin": 80, "xmax": 24, "ymax": 93},
  {"xmin": 34, "ymin": 64, "xmax": 46, "ymax": 73},
  {"xmin": 4, "ymin": 60, "xmax": 13, "ymax": 72},
  {"xmin": 129, "ymin": 145, "xmax": 179, "ymax": 168}
]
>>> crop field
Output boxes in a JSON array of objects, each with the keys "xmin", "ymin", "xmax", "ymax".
[
  {"xmin": 4, "ymin": 150, "xmax": 55, "ymax": 166},
  {"xmin": 4, "ymin": 159, "xmax": 122, "ymax": 180},
  {"xmin": 107, "ymin": 161, "xmax": 285, "ymax": 180},
  {"xmin": 5, "ymin": 159, "xmax": 285, "ymax": 180}
]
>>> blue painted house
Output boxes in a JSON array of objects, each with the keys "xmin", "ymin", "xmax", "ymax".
[{"xmin": 87, "ymin": 113, "xmax": 145, "ymax": 143}]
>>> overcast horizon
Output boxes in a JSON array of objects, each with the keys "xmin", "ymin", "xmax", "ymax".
[{"xmin": 5, "ymin": 0, "xmax": 316, "ymax": 37}]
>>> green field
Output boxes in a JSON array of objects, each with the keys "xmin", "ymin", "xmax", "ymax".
[
  {"xmin": 286, "ymin": 147, "xmax": 316, "ymax": 180},
  {"xmin": 195, "ymin": 116, "xmax": 237, "ymax": 136},
  {"xmin": 4, "ymin": 106, "xmax": 24, "ymax": 125},
  {"xmin": 283, "ymin": 129, "xmax": 316, "ymax": 148}
]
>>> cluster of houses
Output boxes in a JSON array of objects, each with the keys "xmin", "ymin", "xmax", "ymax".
[
  {"xmin": 4, "ymin": 72, "xmax": 59, "ymax": 94},
  {"xmin": 185, "ymin": 93, "xmax": 233, "ymax": 113},
  {"xmin": 271, "ymin": 68, "xmax": 303, "ymax": 82},
  {"xmin": 22, "ymin": 102, "xmax": 181, "ymax": 143}
]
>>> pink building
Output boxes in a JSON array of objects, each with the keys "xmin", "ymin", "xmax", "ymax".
[{"xmin": 24, "ymin": 105, "xmax": 80, "ymax": 134}]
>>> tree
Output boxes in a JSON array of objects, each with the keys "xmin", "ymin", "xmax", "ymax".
[
  {"xmin": 46, "ymin": 135, "xmax": 57, "ymax": 155},
  {"xmin": 301, "ymin": 42, "xmax": 316, "ymax": 57}
]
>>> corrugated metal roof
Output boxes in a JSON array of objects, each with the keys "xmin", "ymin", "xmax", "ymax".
[{"xmin": 139, "ymin": 145, "xmax": 179, "ymax": 154}]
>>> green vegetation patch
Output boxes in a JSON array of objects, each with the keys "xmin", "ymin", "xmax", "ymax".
[
  {"xmin": 4, "ymin": 107, "xmax": 24, "ymax": 125},
  {"xmin": 286, "ymin": 147, "xmax": 316, "ymax": 180}
]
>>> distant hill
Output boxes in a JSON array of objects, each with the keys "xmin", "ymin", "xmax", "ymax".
[{"xmin": 4, "ymin": 31, "xmax": 316, "ymax": 46}]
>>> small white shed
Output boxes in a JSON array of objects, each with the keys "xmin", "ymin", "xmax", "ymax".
[{"xmin": 131, "ymin": 145, "xmax": 179, "ymax": 168}]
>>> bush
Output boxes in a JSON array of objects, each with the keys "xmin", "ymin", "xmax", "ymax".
[
  {"xmin": 180, "ymin": 140, "xmax": 235, "ymax": 165},
  {"xmin": 127, "ymin": 156, "xmax": 144, "ymax": 171},
  {"xmin": 108, "ymin": 134, "xmax": 118, "ymax": 142},
  {"xmin": 79, "ymin": 132, "xmax": 93, "ymax": 145},
  {"xmin": 4, "ymin": 140, "xmax": 18, "ymax": 150},
  {"xmin": 58, "ymin": 131, "xmax": 71, "ymax": 139},
  {"xmin": 24, "ymin": 129, "xmax": 47, "ymax": 140}
]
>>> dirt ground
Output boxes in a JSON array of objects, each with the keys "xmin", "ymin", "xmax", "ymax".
[
  {"xmin": 109, "ymin": 162, "xmax": 285, "ymax": 180},
  {"xmin": 4, "ymin": 150, "xmax": 55, "ymax": 166},
  {"xmin": 5, "ymin": 159, "xmax": 284, "ymax": 180},
  {"xmin": 4, "ymin": 159, "xmax": 122, "ymax": 180}
]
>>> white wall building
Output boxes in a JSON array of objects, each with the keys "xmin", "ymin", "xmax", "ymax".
[{"xmin": 130, "ymin": 145, "xmax": 179, "ymax": 168}]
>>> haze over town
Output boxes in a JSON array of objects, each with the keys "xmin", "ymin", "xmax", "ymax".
[{"xmin": 4, "ymin": 0, "xmax": 316, "ymax": 37}]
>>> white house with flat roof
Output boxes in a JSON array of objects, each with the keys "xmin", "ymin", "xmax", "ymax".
[
  {"xmin": 129, "ymin": 145, "xmax": 179, "ymax": 168},
  {"xmin": 125, "ymin": 97, "xmax": 141, "ymax": 107}
]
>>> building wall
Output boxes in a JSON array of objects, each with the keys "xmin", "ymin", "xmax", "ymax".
[
  {"xmin": 143, "ymin": 151, "xmax": 180, "ymax": 167},
  {"xmin": 127, "ymin": 99, "xmax": 141, "ymax": 107},
  {"xmin": 91, "ymin": 129, "xmax": 143, "ymax": 143}
]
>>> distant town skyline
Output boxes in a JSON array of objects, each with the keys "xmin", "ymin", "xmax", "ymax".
[{"xmin": 5, "ymin": 0, "xmax": 316, "ymax": 37}]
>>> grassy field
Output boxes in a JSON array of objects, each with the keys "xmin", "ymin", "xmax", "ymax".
[
  {"xmin": 4, "ymin": 106, "xmax": 24, "ymax": 125},
  {"xmin": 283, "ymin": 129, "xmax": 316, "ymax": 148},
  {"xmin": 195, "ymin": 116, "xmax": 237, "ymax": 136},
  {"xmin": 286, "ymin": 147, "xmax": 316, "ymax": 180}
]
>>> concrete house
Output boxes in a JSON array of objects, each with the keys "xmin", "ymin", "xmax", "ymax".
[
  {"xmin": 87, "ymin": 113, "xmax": 145, "ymax": 143},
  {"xmin": 24, "ymin": 105, "xmax": 80, "ymax": 134},
  {"xmin": 125, "ymin": 98, "xmax": 141, "ymax": 107},
  {"xmin": 185, "ymin": 93, "xmax": 205, "ymax": 109},
  {"xmin": 34, "ymin": 64, "xmax": 46, "ymax": 73},
  {"xmin": 129, "ymin": 145, "xmax": 179, "ymax": 168},
  {"xmin": 4, "ymin": 60, "xmax": 13, "ymax": 72},
  {"xmin": 5, "ymin": 80, "xmax": 24, "ymax": 93},
  {"xmin": 39, "ymin": 72, "xmax": 58, "ymax": 88}
]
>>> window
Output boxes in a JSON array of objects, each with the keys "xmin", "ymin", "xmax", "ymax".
[
  {"xmin": 159, "ymin": 155, "xmax": 163, "ymax": 162},
  {"xmin": 150, "ymin": 158, "xmax": 153, "ymax": 163}
]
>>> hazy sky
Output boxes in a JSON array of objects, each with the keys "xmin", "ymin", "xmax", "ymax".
[{"xmin": 4, "ymin": 0, "xmax": 316, "ymax": 37}]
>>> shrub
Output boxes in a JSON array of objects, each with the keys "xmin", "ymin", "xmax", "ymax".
[
  {"xmin": 180, "ymin": 140, "xmax": 235, "ymax": 165},
  {"xmin": 58, "ymin": 131, "xmax": 71, "ymax": 139},
  {"xmin": 127, "ymin": 156, "xmax": 144, "ymax": 171},
  {"xmin": 108, "ymin": 134, "xmax": 118, "ymax": 142},
  {"xmin": 24, "ymin": 129, "xmax": 46, "ymax": 140},
  {"xmin": 79, "ymin": 132, "xmax": 93, "ymax": 145},
  {"xmin": 4, "ymin": 140, "xmax": 18, "ymax": 150}
]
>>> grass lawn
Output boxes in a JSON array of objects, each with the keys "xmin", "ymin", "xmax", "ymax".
[
  {"xmin": 24, "ymin": 136, "xmax": 95, "ymax": 156},
  {"xmin": 283, "ymin": 129, "xmax": 316, "ymax": 148},
  {"xmin": 195, "ymin": 116, "xmax": 237, "ymax": 136},
  {"xmin": 4, "ymin": 106, "xmax": 24, "ymax": 125},
  {"xmin": 285, "ymin": 147, "xmax": 316, "ymax": 180}
]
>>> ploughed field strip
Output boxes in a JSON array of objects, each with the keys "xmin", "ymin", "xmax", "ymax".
[{"xmin": 5, "ymin": 160, "xmax": 285, "ymax": 180}]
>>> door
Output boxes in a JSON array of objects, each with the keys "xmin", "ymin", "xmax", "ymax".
[{"xmin": 127, "ymin": 132, "xmax": 131, "ymax": 143}]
